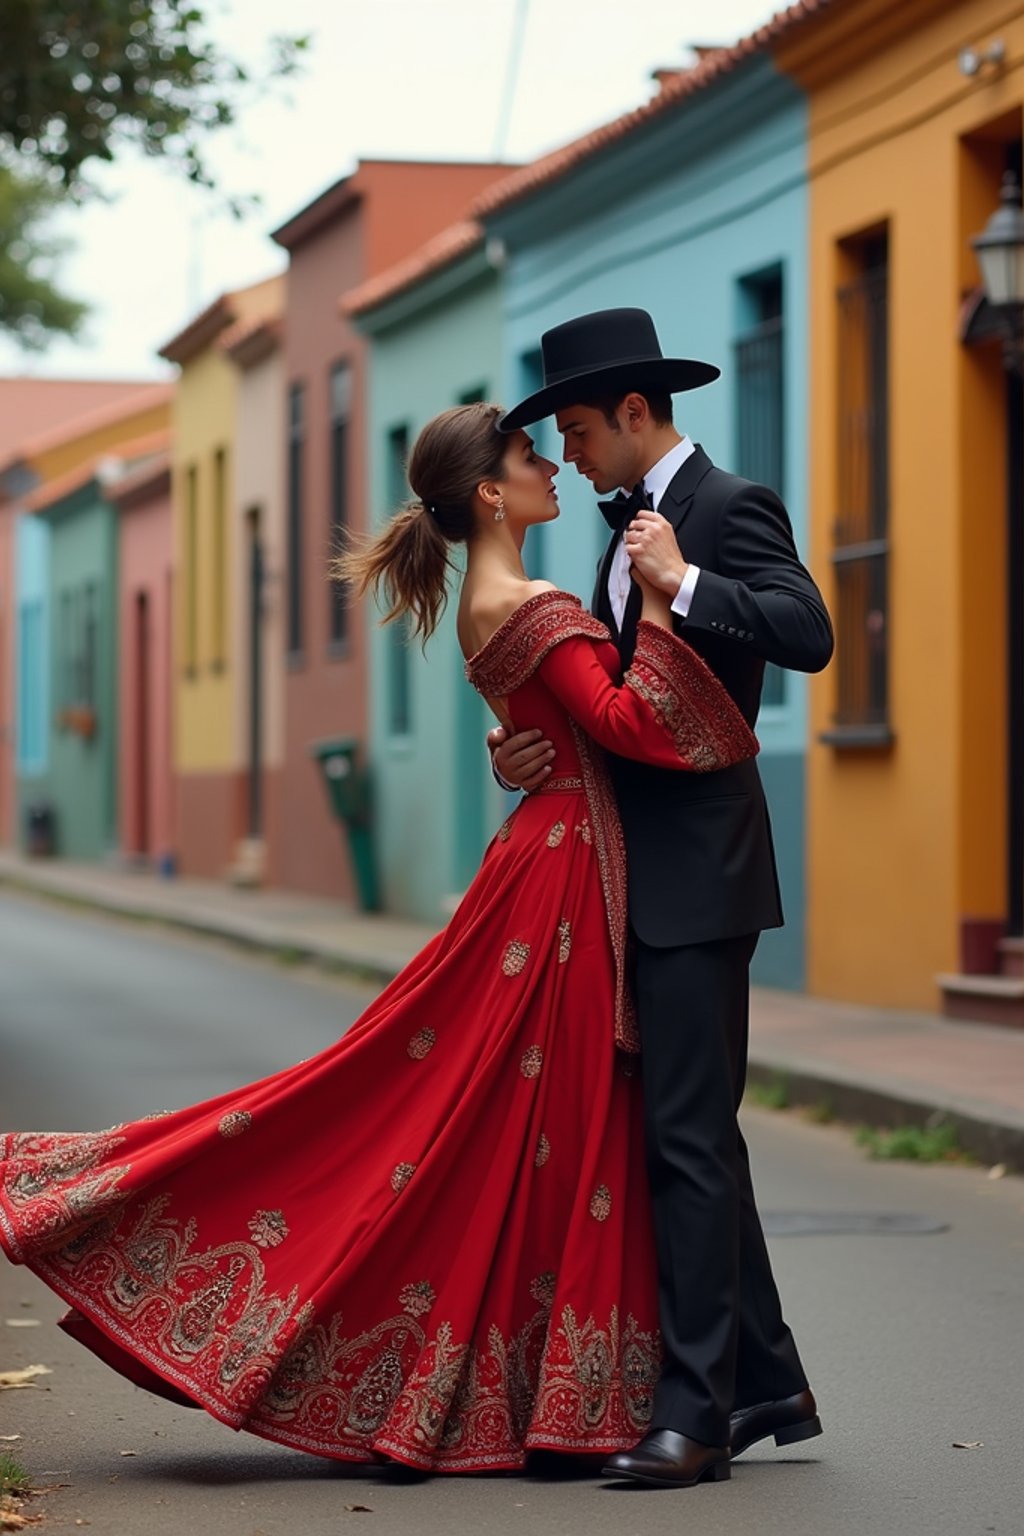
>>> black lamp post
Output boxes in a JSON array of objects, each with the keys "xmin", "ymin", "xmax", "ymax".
[
  {"xmin": 971, "ymin": 169, "xmax": 1024, "ymax": 939},
  {"xmin": 971, "ymin": 171, "xmax": 1024, "ymax": 372}
]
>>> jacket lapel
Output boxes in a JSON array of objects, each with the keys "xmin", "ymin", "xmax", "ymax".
[
  {"xmin": 661, "ymin": 444, "xmax": 714, "ymax": 531},
  {"xmin": 593, "ymin": 531, "xmax": 620, "ymax": 635}
]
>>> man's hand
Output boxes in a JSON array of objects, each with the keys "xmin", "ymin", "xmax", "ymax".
[
  {"xmin": 489, "ymin": 725, "xmax": 555, "ymax": 791},
  {"xmin": 625, "ymin": 509, "xmax": 688, "ymax": 596}
]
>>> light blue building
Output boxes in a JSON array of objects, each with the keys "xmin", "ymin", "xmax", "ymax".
[
  {"xmin": 351, "ymin": 236, "xmax": 509, "ymax": 920},
  {"xmin": 481, "ymin": 57, "xmax": 812, "ymax": 987}
]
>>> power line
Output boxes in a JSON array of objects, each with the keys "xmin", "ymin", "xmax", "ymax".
[{"xmin": 492, "ymin": 0, "xmax": 530, "ymax": 161}]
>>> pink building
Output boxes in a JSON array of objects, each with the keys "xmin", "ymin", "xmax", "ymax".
[
  {"xmin": 269, "ymin": 159, "xmax": 513, "ymax": 901},
  {"xmin": 110, "ymin": 451, "xmax": 176, "ymax": 868}
]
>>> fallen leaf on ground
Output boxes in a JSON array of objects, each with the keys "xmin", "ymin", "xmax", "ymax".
[
  {"xmin": 952, "ymin": 1440, "xmax": 983, "ymax": 1449},
  {"xmin": 343, "ymin": 1505, "xmax": 373, "ymax": 1513},
  {"xmin": 0, "ymin": 1513, "xmax": 28, "ymax": 1531},
  {"xmin": 0, "ymin": 1366, "xmax": 52, "ymax": 1391},
  {"xmin": 3, "ymin": 1322, "xmax": 40, "ymax": 1330},
  {"xmin": 987, "ymin": 1164, "xmax": 1007, "ymax": 1180},
  {"xmin": 118, "ymin": 1450, "xmax": 138, "ymax": 1458},
  {"xmin": 0, "ymin": 1437, "xmax": 21, "ymax": 1443}
]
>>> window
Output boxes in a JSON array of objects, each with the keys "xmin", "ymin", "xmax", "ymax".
[
  {"xmin": 385, "ymin": 423, "xmax": 412, "ymax": 737},
  {"xmin": 827, "ymin": 229, "xmax": 890, "ymax": 741},
  {"xmin": 287, "ymin": 382, "xmax": 305, "ymax": 658},
  {"xmin": 80, "ymin": 582, "xmax": 97, "ymax": 709},
  {"xmin": 735, "ymin": 267, "xmax": 786, "ymax": 708},
  {"xmin": 184, "ymin": 463, "xmax": 198, "ymax": 672},
  {"xmin": 212, "ymin": 446, "xmax": 227, "ymax": 667},
  {"xmin": 328, "ymin": 363, "xmax": 352, "ymax": 648}
]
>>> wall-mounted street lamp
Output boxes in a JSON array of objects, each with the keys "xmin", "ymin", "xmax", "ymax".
[{"xmin": 971, "ymin": 171, "xmax": 1024, "ymax": 373}]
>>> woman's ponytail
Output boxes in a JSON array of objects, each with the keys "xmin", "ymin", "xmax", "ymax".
[
  {"xmin": 331, "ymin": 400, "xmax": 506, "ymax": 644},
  {"xmin": 333, "ymin": 503, "xmax": 454, "ymax": 642}
]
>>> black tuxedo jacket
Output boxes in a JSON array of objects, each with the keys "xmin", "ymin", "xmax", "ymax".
[{"xmin": 592, "ymin": 445, "xmax": 833, "ymax": 949}]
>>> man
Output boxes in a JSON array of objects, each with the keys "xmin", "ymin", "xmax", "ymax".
[{"xmin": 491, "ymin": 308, "xmax": 833, "ymax": 1489}]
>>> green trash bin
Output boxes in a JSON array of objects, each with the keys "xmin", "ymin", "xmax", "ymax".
[{"xmin": 309, "ymin": 735, "xmax": 380, "ymax": 912}]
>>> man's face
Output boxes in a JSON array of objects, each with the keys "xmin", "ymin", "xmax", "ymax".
[{"xmin": 554, "ymin": 402, "xmax": 636, "ymax": 497}]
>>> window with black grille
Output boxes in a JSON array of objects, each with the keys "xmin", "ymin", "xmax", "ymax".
[
  {"xmin": 328, "ymin": 362, "xmax": 352, "ymax": 650},
  {"xmin": 385, "ymin": 423, "xmax": 412, "ymax": 737},
  {"xmin": 287, "ymin": 382, "xmax": 305, "ymax": 660},
  {"xmin": 735, "ymin": 266, "xmax": 786, "ymax": 707}
]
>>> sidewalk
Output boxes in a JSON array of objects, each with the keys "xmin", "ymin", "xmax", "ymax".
[{"xmin": 3, "ymin": 849, "xmax": 1023, "ymax": 1172}]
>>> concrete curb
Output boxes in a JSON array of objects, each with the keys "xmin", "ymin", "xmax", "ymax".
[
  {"xmin": 0, "ymin": 867, "xmax": 402, "ymax": 989},
  {"xmin": 4, "ymin": 862, "xmax": 1023, "ymax": 1173},
  {"xmin": 745, "ymin": 1058, "xmax": 1024, "ymax": 1175}
]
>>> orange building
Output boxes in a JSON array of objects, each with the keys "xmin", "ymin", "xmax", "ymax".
[{"xmin": 778, "ymin": 0, "xmax": 1024, "ymax": 1017}]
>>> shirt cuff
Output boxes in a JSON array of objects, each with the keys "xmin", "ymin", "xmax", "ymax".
[
  {"xmin": 491, "ymin": 757, "xmax": 520, "ymax": 794},
  {"xmin": 670, "ymin": 563, "xmax": 701, "ymax": 619}
]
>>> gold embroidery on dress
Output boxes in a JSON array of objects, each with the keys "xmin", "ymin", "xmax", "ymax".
[
  {"xmin": 399, "ymin": 1281, "xmax": 436, "ymax": 1318},
  {"xmin": 568, "ymin": 719, "xmax": 638, "ymax": 1053},
  {"xmin": 530, "ymin": 1271, "xmax": 556, "ymax": 1307},
  {"xmin": 248, "ymin": 1209, "xmax": 288, "ymax": 1248},
  {"xmin": 407, "ymin": 1028, "xmax": 436, "ymax": 1060},
  {"xmin": 546, "ymin": 821, "xmax": 566, "ymax": 848},
  {"xmin": 219, "ymin": 1111, "xmax": 252, "ymax": 1138},
  {"xmin": 589, "ymin": 1185, "xmax": 612, "ymax": 1223},
  {"xmin": 502, "ymin": 940, "xmax": 531, "ymax": 977},
  {"xmin": 520, "ymin": 1046, "xmax": 543, "ymax": 1080},
  {"xmin": 464, "ymin": 591, "xmax": 610, "ymax": 699},
  {"xmin": 0, "ymin": 1129, "xmax": 132, "ymax": 1258},
  {"xmin": 498, "ymin": 817, "xmax": 514, "ymax": 842},
  {"xmin": 535, "ymin": 1133, "xmax": 550, "ymax": 1167},
  {"xmin": 624, "ymin": 621, "xmax": 757, "ymax": 772},
  {"xmin": 575, "ymin": 818, "xmax": 593, "ymax": 844},
  {"xmin": 557, "ymin": 920, "xmax": 571, "ymax": 964},
  {"xmin": 390, "ymin": 1163, "xmax": 416, "ymax": 1194}
]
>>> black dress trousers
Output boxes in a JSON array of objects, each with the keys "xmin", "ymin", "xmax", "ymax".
[{"xmin": 633, "ymin": 931, "xmax": 808, "ymax": 1446}]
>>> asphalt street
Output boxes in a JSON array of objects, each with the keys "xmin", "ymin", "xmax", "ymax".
[{"xmin": 0, "ymin": 890, "xmax": 1021, "ymax": 1536}]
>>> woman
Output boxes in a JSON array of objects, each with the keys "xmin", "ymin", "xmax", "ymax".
[{"xmin": 0, "ymin": 403, "xmax": 756, "ymax": 1473}]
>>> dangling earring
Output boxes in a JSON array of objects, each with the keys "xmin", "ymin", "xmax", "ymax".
[{"xmin": 494, "ymin": 498, "xmax": 506, "ymax": 522}]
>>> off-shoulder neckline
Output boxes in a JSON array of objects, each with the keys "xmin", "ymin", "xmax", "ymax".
[{"xmin": 464, "ymin": 588, "xmax": 583, "ymax": 672}]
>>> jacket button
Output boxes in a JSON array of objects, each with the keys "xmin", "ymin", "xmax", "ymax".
[{"xmin": 728, "ymin": 626, "xmax": 736, "ymax": 635}]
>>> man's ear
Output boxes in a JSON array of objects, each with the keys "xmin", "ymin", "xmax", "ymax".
[{"xmin": 622, "ymin": 392, "xmax": 649, "ymax": 432}]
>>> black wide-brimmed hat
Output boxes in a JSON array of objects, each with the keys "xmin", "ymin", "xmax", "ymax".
[{"xmin": 499, "ymin": 307, "xmax": 719, "ymax": 432}]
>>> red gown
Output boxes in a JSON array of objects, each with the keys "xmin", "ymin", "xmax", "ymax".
[{"xmin": 0, "ymin": 592, "xmax": 757, "ymax": 1473}]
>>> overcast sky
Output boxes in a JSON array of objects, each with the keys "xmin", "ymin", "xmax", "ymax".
[{"xmin": 2, "ymin": 0, "xmax": 784, "ymax": 380}]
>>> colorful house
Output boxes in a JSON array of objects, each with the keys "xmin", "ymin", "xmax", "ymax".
[
  {"xmin": 346, "ymin": 223, "xmax": 508, "ymax": 918},
  {"xmin": 18, "ymin": 425, "xmax": 170, "ymax": 861},
  {"xmin": 779, "ymin": 0, "xmax": 1024, "ymax": 1015},
  {"xmin": 109, "ymin": 449, "xmax": 175, "ymax": 869},
  {"xmin": 268, "ymin": 159, "xmax": 514, "ymax": 904},
  {"xmin": 0, "ymin": 384, "xmax": 171, "ymax": 854},
  {"xmin": 158, "ymin": 277, "xmax": 283, "ymax": 881}
]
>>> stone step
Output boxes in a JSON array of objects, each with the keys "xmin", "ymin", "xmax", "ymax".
[
  {"xmin": 997, "ymin": 936, "xmax": 1024, "ymax": 977},
  {"xmin": 936, "ymin": 972, "xmax": 1024, "ymax": 1029}
]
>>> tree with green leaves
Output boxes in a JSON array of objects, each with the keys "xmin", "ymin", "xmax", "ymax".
[{"xmin": 0, "ymin": 1, "xmax": 308, "ymax": 350}]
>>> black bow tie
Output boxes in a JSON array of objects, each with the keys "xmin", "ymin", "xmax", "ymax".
[{"xmin": 598, "ymin": 479, "xmax": 653, "ymax": 532}]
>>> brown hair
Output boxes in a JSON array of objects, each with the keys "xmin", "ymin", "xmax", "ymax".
[
  {"xmin": 581, "ymin": 388, "xmax": 674, "ymax": 428},
  {"xmin": 333, "ymin": 402, "xmax": 507, "ymax": 642}
]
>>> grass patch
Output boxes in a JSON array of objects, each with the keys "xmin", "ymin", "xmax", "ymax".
[
  {"xmin": 745, "ymin": 1074, "xmax": 790, "ymax": 1111},
  {"xmin": 802, "ymin": 1099, "xmax": 836, "ymax": 1125},
  {"xmin": 0, "ymin": 1454, "xmax": 30, "ymax": 1497},
  {"xmin": 854, "ymin": 1119, "xmax": 971, "ymax": 1164}
]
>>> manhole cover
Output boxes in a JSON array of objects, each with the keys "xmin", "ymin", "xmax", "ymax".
[{"xmin": 762, "ymin": 1212, "xmax": 950, "ymax": 1237}]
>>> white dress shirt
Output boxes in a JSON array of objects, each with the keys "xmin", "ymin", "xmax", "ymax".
[{"xmin": 607, "ymin": 435, "xmax": 702, "ymax": 629}]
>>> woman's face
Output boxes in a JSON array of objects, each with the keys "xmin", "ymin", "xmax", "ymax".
[{"xmin": 495, "ymin": 431, "xmax": 560, "ymax": 528}]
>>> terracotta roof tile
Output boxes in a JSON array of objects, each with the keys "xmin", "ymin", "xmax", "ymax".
[
  {"xmin": 0, "ymin": 382, "xmax": 172, "ymax": 477},
  {"xmin": 472, "ymin": 1, "xmax": 834, "ymax": 219},
  {"xmin": 0, "ymin": 377, "xmax": 161, "ymax": 464},
  {"xmin": 343, "ymin": 220, "xmax": 483, "ymax": 317},
  {"xmin": 23, "ymin": 429, "xmax": 171, "ymax": 514}
]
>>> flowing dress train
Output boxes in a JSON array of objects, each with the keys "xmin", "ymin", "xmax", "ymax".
[{"xmin": 0, "ymin": 591, "xmax": 757, "ymax": 1472}]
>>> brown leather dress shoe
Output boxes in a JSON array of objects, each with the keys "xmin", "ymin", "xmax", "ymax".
[
  {"xmin": 729, "ymin": 1388, "xmax": 822, "ymax": 1459},
  {"xmin": 603, "ymin": 1429, "xmax": 731, "ymax": 1488}
]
